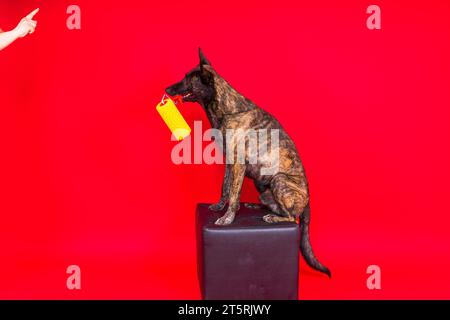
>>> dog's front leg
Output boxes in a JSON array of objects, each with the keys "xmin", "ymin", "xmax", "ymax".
[
  {"xmin": 209, "ymin": 164, "xmax": 231, "ymax": 211},
  {"xmin": 215, "ymin": 164, "xmax": 245, "ymax": 225}
]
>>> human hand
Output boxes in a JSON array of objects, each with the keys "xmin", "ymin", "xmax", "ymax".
[{"xmin": 13, "ymin": 8, "xmax": 39, "ymax": 38}]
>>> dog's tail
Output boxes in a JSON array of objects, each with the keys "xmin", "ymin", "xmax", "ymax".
[{"xmin": 299, "ymin": 204, "xmax": 331, "ymax": 278}]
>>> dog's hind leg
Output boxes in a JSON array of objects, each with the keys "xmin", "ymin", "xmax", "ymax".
[
  {"xmin": 268, "ymin": 174, "xmax": 330, "ymax": 276},
  {"xmin": 245, "ymin": 190, "xmax": 282, "ymax": 212},
  {"xmin": 244, "ymin": 181, "xmax": 274, "ymax": 210},
  {"xmin": 244, "ymin": 181, "xmax": 286, "ymax": 216},
  {"xmin": 263, "ymin": 173, "xmax": 308, "ymax": 223},
  {"xmin": 259, "ymin": 189, "xmax": 284, "ymax": 215}
]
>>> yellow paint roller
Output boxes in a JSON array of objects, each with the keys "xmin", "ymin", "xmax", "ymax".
[{"xmin": 156, "ymin": 95, "xmax": 191, "ymax": 141}]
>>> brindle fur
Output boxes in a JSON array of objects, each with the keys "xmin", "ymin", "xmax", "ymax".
[{"xmin": 166, "ymin": 49, "xmax": 331, "ymax": 277}]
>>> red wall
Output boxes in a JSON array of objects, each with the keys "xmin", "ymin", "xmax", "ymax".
[{"xmin": 0, "ymin": 0, "xmax": 449, "ymax": 299}]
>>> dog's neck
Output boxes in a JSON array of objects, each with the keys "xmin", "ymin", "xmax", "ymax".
[{"xmin": 201, "ymin": 71, "xmax": 256, "ymax": 128}]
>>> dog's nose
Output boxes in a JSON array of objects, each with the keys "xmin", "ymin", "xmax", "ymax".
[{"xmin": 165, "ymin": 86, "xmax": 175, "ymax": 96}]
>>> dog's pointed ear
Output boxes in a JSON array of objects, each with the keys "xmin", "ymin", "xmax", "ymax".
[
  {"xmin": 199, "ymin": 48, "xmax": 212, "ymax": 83},
  {"xmin": 199, "ymin": 48, "xmax": 211, "ymax": 66}
]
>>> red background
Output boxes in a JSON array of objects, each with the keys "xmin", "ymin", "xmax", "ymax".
[{"xmin": 0, "ymin": 0, "xmax": 449, "ymax": 299}]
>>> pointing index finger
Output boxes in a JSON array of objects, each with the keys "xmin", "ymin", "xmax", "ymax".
[{"xmin": 26, "ymin": 8, "xmax": 40, "ymax": 20}]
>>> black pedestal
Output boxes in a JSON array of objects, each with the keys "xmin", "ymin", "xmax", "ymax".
[{"xmin": 196, "ymin": 203, "xmax": 300, "ymax": 300}]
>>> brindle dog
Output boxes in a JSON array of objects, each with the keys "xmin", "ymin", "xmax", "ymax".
[{"xmin": 166, "ymin": 49, "xmax": 330, "ymax": 277}]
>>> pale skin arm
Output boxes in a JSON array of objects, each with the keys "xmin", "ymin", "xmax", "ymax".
[{"xmin": 0, "ymin": 8, "xmax": 39, "ymax": 51}]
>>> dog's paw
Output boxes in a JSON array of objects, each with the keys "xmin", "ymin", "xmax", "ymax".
[
  {"xmin": 244, "ymin": 203, "xmax": 262, "ymax": 210},
  {"xmin": 209, "ymin": 202, "xmax": 225, "ymax": 211},
  {"xmin": 263, "ymin": 214, "xmax": 278, "ymax": 223},
  {"xmin": 215, "ymin": 214, "xmax": 234, "ymax": 226}
]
